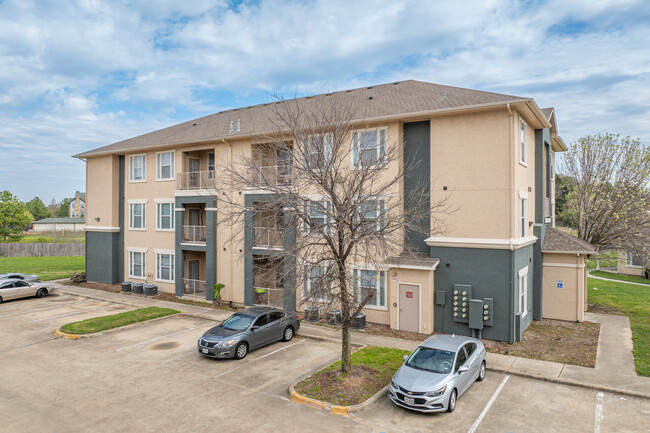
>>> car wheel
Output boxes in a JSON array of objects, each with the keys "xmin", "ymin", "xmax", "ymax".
[
  {"xmin": 36, "ymin": 288, "xmax": 47, "ymax": 298},
  {"xmin": 0, "ymin": 296, "xmax": 3, "ymax": 304},
  {"xmin": 235, "ymin": 342, "xmax": 248, "ymax": 360},
  {"xmin": 447, "ymin": 389, "xmax": 457, "ymax": 413},
  {"xmin": 477, "ymin": 361, "xmax": 486, "ymax": 382},
  {"xmin": 282, "ymin": 326, "xmax": 294, "ymax": 342}
]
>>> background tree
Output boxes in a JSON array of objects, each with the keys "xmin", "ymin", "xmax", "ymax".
[
  {"xmin": 216, "ymin": 97, "xmax": 450, "ymax": 373},
  {"xmin": 0, "ymin": 190, "xmax": 33, "ymax": 241},
  {"xmin": 560, "ymin": 133, "xmax": 650, "ymax": 253},
  {"xmin": 554, "ymin": 173, "xmax": 576, "ymax": 228},
  {"xmin": 58, "ymin": 198, "xmax": 72, "ymax": 217},
  {"xmin": 25, "ymin": 197, "xmax": 51, "ymax": 221}
]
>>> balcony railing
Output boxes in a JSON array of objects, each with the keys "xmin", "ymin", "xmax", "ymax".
[
  {"xmin": 183, "ymin": 278, "xmax": 206, "ymax": 298},
  {"xmin": 248, "ymin": 164, "xmax": 292, "ymax": 186},
  {"xmin": 253, "ymin": 286, "xmax": 285, "ymax": 308},
  {"xmin": 253, "ymin": 226, "xmax": 283, "ymax": 248},
  {"xmin": 177, "ymin": 171, "xmax": 216, "ymax": 190},
  {"xmin": 182, "ymin": 225, "xmax": 206, "ymax": 243}
]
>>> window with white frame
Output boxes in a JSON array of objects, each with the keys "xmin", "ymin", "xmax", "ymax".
[
  {"xmin": 359, "ymin": 200, "xmax": 383, "ymax": 233},
  {"xmin": 519, "ymin": 121, "xmax": 527, "ymax": 164},
  {"xmin": 626, "ymin": 251, "xmax": 642, "ymax": 267},
  {"xmin": 306, "ymin": 134, "xmax": 332, "ymax": 169},
  {"xmin": 520, "ymin": 198, "xmax": 527, "ymax": 237},
  {"xmin": 156, "ymin": 252, "xmax": 174, "ymax": 282},
  {"xmin": 305, "ymin": 264, "xmax": 328, "ymax": 301},
  {"xmin": 156, "ymin": 151, "xmax": 175, "ymax": 180},
  {"xmin": 354, "ymin": 268, "xmax": 386, "ymax": 308},
  {"xmin": 129, "ymin": 203, "xmax": 146, "ymax": 230},
  {"xmin": 352, "ymin": 128, "xmax": 386, "ymax": 167},
  {"xmin": 129, "ymin": 250, "xmax": 146, "ymax": 278},
  {"xmin": 518, "ymin": 267, "xmax": 528, "ymax": 317},
  {"xmin": 156, "ymin": 202, "xmax": 174, "ymax": 230},
  {"xmin": 130, "ymin": 154, "xmax": 146, "ymax": 181},
  {"xmin": 304, "ymin": 200, "xmax": 328, "ymax": 234}
]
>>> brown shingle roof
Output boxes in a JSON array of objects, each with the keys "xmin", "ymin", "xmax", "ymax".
[
  {"xmin": 542, "ymin": 227, "xmax": 596, "ymax": 254},
  {"xmin": 75, "ymin": 80, "xmax": 529, "ymax": 158},
  {"xmin": 384, "ymin": 252, "xmax": 440, "ymax": 269}
]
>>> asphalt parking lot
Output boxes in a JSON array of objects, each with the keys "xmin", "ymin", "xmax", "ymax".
[{"xmin": 1, "ymin": 293, "xmax": 649, "ymax": 432}]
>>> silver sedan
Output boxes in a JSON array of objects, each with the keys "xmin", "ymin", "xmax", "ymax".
[
  {"xmin": 0, "ymin": 279, "xmax": 53, "ymax": 303},
  {"xmin": 389, "ymin": 334, "xmax": 486, "ymax": 413},
  {"xmin": 0, "ymin": 273, "xmax": 40, "ymax": 282}
]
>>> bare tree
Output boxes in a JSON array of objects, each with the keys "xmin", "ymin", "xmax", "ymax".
[
  {"xmin": 560, "ymin": 133, "xmax": 650, "ymax": 257},
  {"xmin": 216, "ymin": 96, "xmax": 450, "ymax": 373}
]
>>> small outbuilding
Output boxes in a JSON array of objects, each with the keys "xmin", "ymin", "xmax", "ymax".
[{"xmin": 32, "ymin": 217, "xmax": 86, "ymax": 232}]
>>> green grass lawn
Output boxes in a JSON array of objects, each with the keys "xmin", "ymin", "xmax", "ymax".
[
  {"xmin": 590, "ymin": 270, "xmax": 649, "ymax": 285},
  {"xmin": 2, "ymin": 233, "xmax": 85, "ymax": 243},
  {"xmin": 295, "ymin": 346, "xmax": 410, "ymax": 406},
  {"xmin": 588, "ymin": 277, "xmax": 650, "ymax": 376},
  {"xmin": 0, "ymin": 256, "xmax": 85, "ymax": 280},
  {"xmin": 60, "ymin": 307, "xmax": 179, "ymax": 334}
]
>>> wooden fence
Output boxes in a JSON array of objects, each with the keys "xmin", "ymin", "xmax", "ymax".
[{"xmin": 0, "ymin": 243, "xmax": 85, "ymax": 257}]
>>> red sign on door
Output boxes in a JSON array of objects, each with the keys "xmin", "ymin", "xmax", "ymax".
[{"xmin": 406, "ymin": 292, "xmax": 413, "ymax": 298}]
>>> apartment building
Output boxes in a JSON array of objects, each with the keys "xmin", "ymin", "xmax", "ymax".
[{"xmin": 75, "ymin": 80, "xmax": 594, "ymax": 343}]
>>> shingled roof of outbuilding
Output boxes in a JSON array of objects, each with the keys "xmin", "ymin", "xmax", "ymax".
[
  {"xmin": 542, "ymin": 227, "xmax": 596, "ymax": 254},
  {"xmin": 74, "ymin": 80, "xmax": 535, "ymax": 158},
  {"xmin": 384, "ymin": 252, "xmax": 440, "ymax": 270}
]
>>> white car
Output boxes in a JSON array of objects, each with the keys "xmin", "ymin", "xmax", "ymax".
[{"xmin": 0, "ymin": 279, "xmax": 53, "ymax": 303}]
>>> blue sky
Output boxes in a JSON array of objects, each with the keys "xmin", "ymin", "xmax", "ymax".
[{"xmin": 0, "ymin": 0, "xmax": 648, "ymax": 203}]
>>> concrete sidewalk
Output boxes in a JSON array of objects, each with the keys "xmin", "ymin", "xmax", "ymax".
[{"xmin": 51, "ymin": 282, "xmax": 650, "ymax": 400}]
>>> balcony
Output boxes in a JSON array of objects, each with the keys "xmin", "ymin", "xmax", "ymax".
[
  {"xmin": 183, "ymin": 278, "xmax": 206, "ymax": 298},
  {"xmin": 182, "ymin": 225, "xmax": 206, "ymax": 244},
  {"xmin": 248, "ymin": 164, "xmax": 292, "ymax": 187},
  {"xmin": 177, "ymin": 171, "xmax": 216, "ymax": 190},
  {"xmin": 253, "ymin": 226, "xmax": 283, "ymax": 248}
]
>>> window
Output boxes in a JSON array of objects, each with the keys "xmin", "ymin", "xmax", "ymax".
[
  {"xmin": 305, "ymin": 265, "xmax": 328, "ymax": 301},
  {"xmin": 14, "ymin": 281, "xmax": 29, "ymax": 287},
  {"xmin": 626, "ymin": 252, "xmax": 642, "ymax": 267},
  {"xmin": 520, "ymin": 198, "xmax": 527, "ymax": 237},
  {"xmin": 306, "ymin": 134, "xmax": 332, "ymax": 169},
  {"xmin": 518, "ymin": 267, "xmax": 528, "ymax": 317},
  {"xmin": 519, "ymin": 121, "xmax": 527, "ymax": 164},
  {"xmin": 129, "ymin": 203, "xmax": 146, "ymax": 230},
  {"xmin": 354, "ymin": 268, "xmax": 386, "ymax": 308},
  {"xmin": 253, "ymin": 314, "xmax": 269, "ymax": 327},
  {"xmin": 455, "ymin": 347, "xmax": 468, "ymax": 372},
  {"xmin": 156, "ymin": 253, "xmax": 174, "ymax": 282},
  {"xmin": 269, "ymin": 311, "xmax": 285, "ymax": 322},
  {"xmin": 352, "ymin": 128, "xmax": 386, "ymax": 167},
  {"xmin": 129, "ymin": 251, "xmax": 145, "ymax": 279},
  {"xmin": 304, "ymin": 200, "xmax": 329, "ymax": 234},
  {"xmin": 156, "ymin": 151, "xmax": 175, "ymax": 180},
  {"xmin": 464, "ymin": 342, "xmax": 477, "ymax": 357},
  {"xmin": 130, "ymin": 154, "xmax": 146, "ymax": 181},
  {"xmin": 156, "ymin": 202, "xmax": 174, "ymax": 230},
  {"xmin": 359, "ymin": 200, "xmax": 383, "ymax": 233}
]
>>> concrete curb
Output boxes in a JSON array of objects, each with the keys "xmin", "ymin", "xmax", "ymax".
[
  {"xmin": 53, "ymin": 329, "xmax": 80, "ymax": 339},
  {"xmin": 53, "ymin": 313, "xmax": 184, "ymax": 339}
]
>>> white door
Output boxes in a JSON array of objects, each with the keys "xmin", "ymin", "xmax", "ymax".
[{"xmin": 399, "ymin": 284, "xmax": 419, "ymax": 333}]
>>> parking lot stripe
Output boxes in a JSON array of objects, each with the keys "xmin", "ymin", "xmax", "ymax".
[
  {"xmin": 213, "ymin": 340, "xmax": 305, "ymax": 379},
  {"xmin": 0, "ymin": 299, "xmax": 90, "ymax": 318},
  {"xmin": 467, "ymin": 375, "xmax": 509, "ymax": 433},
  {"xmin": 594, "ymin": 392, "xmax": 604, "ymax": 433},
  {"xmin": 115, "ymin": 324, "xmax": 209, "ymax": 351},
  {"xmin": 27, "ymin": 303, "xmax": 116, "ymax": 323}
]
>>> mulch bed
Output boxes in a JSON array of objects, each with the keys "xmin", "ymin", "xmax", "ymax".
[
  {"xmin": 484, "ymin": 318, "xmax": 600, "ymax": 368},
  {"xmin": 362, "ymin": 322, "xmax": 433, "ymax": 342},
  {"xmin": 295, "ymin": 365, "xmax": 385, "ymax": 406}
]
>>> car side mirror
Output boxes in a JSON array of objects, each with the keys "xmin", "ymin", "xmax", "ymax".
[
  {"xmin": 250, "ymin": 326, "xmax": 259, "ymax": 332},
  {"xmin": 458, "ymin": 366, "xmax": 469, "ymax": 374},
  {"xmin": 403, "ymin": 355, "xmax": 408, "ymax": 361}
]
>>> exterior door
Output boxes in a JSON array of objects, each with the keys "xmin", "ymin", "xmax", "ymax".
[
  {"xmin": 13, "ymin": 281, "xmax": 34, "ymax": 297},
  {"xmin": 189, "ymin": 157, "xmax": 200, "ymax": 188},
  {"xmin": 0, "ymin": 281, "xmax": 17, "ymax": 300},
  {"xmin": 250, "ymin": 314, "xmax": 272, "ymax": 348},
  {"xmin": 399, "ymin": 284, "xmax": 419, "ymax": 333},
  {"xmin": 188, "ymin": 260, "xmax": 199, "ymax": 281}
]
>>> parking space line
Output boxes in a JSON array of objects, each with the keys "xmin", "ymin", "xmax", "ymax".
[
  {"xmin": 214, "ymin": 340, "xmax": 304, "ymax": 379},
  {"xmin": 0, "ymin": 299, "xmax": 90, "ymax": 318},
  {"xmin": 27, "ymin": 304, "xmax": 116, "ymax": 323},
  {"xmin": 116, "ymin": 324, "xmax": 210, "ymax": 351},
  {"xmin": 594, "ymin": 392, "xmax": 604, "ymax": 433},
  {"xmin": 467, "ymin": 375, "xmax": 509, "ymax": 433}
]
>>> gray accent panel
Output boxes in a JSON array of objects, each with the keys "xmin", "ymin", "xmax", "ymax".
[
  {"xmin": 86, "ymin": 231, "xmax": 120, "ymax": 284},
  {"xmin": 534, "ymin": 128, "xmax": 552, "ymax": 223},
  {"xmin": 118, "ymin": 155, "xmax": 125, "ymax": 282},
  {"xmin": 175, "ymin": 195, "xmax": 217, "ymax": 300},
  {"xmin": 513, "ymin": 243, "xmax": 534, "ymax": 341},
  {"xmin": 431, "ymin": 244, "xmax": 534, "ymax": 343},
  {"xmin": 403, "ymin": 121, "xmax": 430, "ymax": 252},
  {"xmin": 532, "ymin": 224, "xmax": 546, "ymax": 321}
]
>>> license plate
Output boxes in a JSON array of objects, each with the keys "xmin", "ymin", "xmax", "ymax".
[
  {"xmin": 404, "ymin": 396, "xmax": 415, "ymax": 405},
  {"xmin": 202, "ymin": 348, "xmax": 209, "ymax": 354}
]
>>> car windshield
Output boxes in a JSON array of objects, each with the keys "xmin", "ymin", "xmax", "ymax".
[
  {"xmin": 220, "ymin": 313, "xmax": 255, "ymax": 331},
  {"xmin": 406, "ymin": 347, "xmax": 455, "ymax": 374}
]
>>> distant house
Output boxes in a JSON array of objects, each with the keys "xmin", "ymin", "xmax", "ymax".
[
  {"xmin": 617, "ymin": 251, "xmax": 647, "ymax": 277},
  {"xmin": 33, "ymin": 217, "xmax": 85, "ymax": 232},
  {"xmin": 68, "ymin": 191, "xmax": 86, "ymax": 218}
]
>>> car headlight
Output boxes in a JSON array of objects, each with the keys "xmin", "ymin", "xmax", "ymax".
[
  {"xmin": 390, "ymin": 379, "xmax": 397, "ymax": 389},
  {"xmin": 425, "ymin": 385, "xmax": 447, "ymax": 397},
  {"xmin": 216, "ymin": 339, "xmax": 236, "ymax": 349}
]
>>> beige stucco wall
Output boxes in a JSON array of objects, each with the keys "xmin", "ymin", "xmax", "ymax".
[
  {"xmin": 542, "ymin": 252, "xmax": 587, "ymax": 322},
  {"xmin": 86, "ymin": 155, "xmax": 120, "ymax": 228},
  {"xmin": 513, "ymin": 110, "xmax": 537, "ymax": 238},
  {"xmin": 388, "ymin": 268, "xmax": 435, "ymax": 334},
  {"xmin": 617, "ymin": 251, "xmax": 645, "ymax": 276}
]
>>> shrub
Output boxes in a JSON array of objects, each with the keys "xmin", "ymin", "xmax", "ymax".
[{"xmin": 70, "ymin": 272, "xmax": 86, "ymax": 283}]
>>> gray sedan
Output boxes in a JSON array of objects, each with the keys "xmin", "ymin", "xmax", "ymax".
[
  {"xmin": 389, "ymin": 334, "xmax": 486, "ymax": 413},
  {"xmin": 197, "ymin": 307, "xmax": 301, "ymax": 360},
  {"xmin": 0, "ymin": 273, "xmax": 40, "ymax": 282}
]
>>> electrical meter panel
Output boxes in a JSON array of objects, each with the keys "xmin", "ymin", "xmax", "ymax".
[{"xmin": 452, "ymin": 284, "xmax": 472, "ymax": 323}]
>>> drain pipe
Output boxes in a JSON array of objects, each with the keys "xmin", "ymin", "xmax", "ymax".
[{"xmin": 507, "ymin": 102, "xmax": 516, "ymax": 343}]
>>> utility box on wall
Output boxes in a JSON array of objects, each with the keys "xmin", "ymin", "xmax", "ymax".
[
  {"xmin": 469, "ymin": 299, "xmax": 484, "ymax": 330},
  {"xmin": 452, "ymin": 284, "xmax": 472, "ymax": 323}
]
